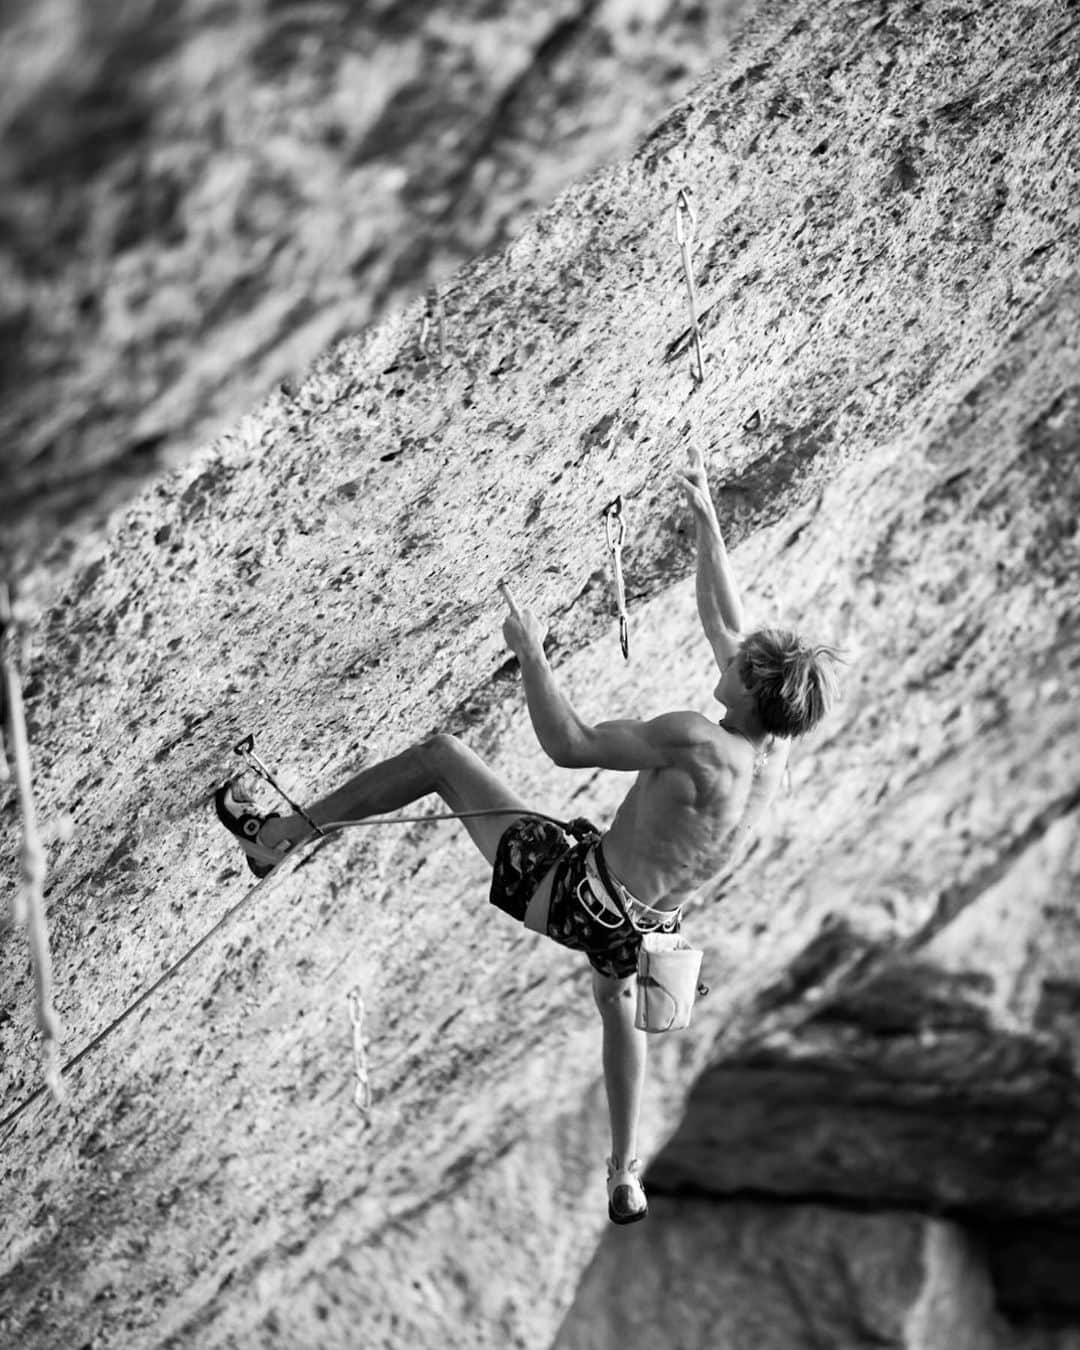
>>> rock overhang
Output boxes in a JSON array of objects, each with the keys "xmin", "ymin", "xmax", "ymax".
[{"xmin": 3, "ymin": 1, "xmax": 1080, "ymax": 1345}]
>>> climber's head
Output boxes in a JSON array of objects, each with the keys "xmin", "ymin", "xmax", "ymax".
[{"xmin": 715, "ymin": 628, "xmax": 842, "ymax": 738}]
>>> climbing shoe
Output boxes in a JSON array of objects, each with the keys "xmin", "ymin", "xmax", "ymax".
[
  {"xmin": 606, "ymin": 1156, "xmax": 648, "ymax": 1225},
  {"xmin": 214, "ymin": 778, "xmax": 292, "ymax": 878}
]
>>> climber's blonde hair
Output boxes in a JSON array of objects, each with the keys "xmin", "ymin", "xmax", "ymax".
[{"xmin": 736, "ymin": 628, "xmax": 842, "ymax": 738}]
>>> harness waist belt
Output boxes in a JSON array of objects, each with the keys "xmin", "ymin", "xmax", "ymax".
[{"xmin": 583, "ymin": 844, "xmax": 681, "ymax": 932}]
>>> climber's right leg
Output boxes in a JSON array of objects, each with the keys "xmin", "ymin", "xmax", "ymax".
[{"xmin": 217, "ymin": 733, "xmax": 532, "ymax": 872}]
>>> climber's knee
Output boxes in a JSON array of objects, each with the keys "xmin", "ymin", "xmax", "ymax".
[
  {"xmin": 592, "ymin": 969, "xmax": 636, "ymax": 1017},
  {"xmin": 419, "ymin": 731, "xmax": 466, "ymax": 778}
]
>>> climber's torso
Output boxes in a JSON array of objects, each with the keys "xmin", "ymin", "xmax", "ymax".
[
  {"xmin": 601, "ymin": 720, "xmax": 772, "ymax": 910},
  {"xmin": 528, "ymin": 717, "xmax": 789, "ymax": 923}
]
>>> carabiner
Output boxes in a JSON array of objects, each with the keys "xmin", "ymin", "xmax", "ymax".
[
  {"xmin": 233, "ymin": 734, "xmax": 325, "ymax": 838},
  {"xmin": 674, "ymin": 187, "xmax": 705, "ymax": 383},
  {"xmin": 601, "ymin": 497, "xmax": 630, "ymax": 661},
  {"xmin": 674, "ymin": 187, "xmax": 697, "ymax": 246},
  {"xmin": 602, "ymin": 495, "xmax": 625, "ymax": 554}
]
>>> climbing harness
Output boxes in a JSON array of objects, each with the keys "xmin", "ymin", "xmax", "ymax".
[
  {"xmin": 233, "ymin": 734, "xmax": 325, "ymax": 839},
  {"xmin": 347, "ymin": 986, "xmax": 372, "ymax": 1118},
  {"xmin": 591, "ymin": 840, "xmax": 708, "ymax": 1034},
  {"xmin": 602, "ymin": 496, "xmax": 630, "ymax": 661},
  {"xmin": 675, "ymin": 187, "xmax": 705, "ymax": 384},
  {"xmin": 586, "ymin": 842, "xmax": 680, "ymax": 934}
]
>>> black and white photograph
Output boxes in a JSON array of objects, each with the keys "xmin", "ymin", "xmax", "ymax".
[{"xmin": 2, "ymin": 1, "xmax": 1078, "ymax": 1346}]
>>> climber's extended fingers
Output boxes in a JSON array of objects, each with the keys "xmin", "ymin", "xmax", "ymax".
[{"xmin": 499, "ymin": 580, "xmax": 522, "ymax": 617}]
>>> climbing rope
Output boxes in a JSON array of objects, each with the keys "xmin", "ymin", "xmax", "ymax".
[
  {"xmin": 3, "ymin": 179, "xmax": 725, "ymax": 1136},
  {"xmin": 0, "ymin": 791, "xmax": 586, "ymax": 1141}
]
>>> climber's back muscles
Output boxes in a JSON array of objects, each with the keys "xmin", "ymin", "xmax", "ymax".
[{"xmin": 557, "ymin": 710, "xmax": 758, "ymax": 910}]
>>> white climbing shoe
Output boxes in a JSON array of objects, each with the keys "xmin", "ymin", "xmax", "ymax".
[
  {"xmin": 214, "ymin": 778, "xmax": 291, "ymax": 878},
  {"xmin": 606, "ymin": 1156, "xmax": 648, "ymax": 1225}
]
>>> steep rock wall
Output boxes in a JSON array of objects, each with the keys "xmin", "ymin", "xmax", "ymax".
[
  {"xmin": 2, "ymin": 2, "xmax": 1079, "ymax": 1347},
  {"xmin": 559, "ymin": 278, "xmax": 1080, "ymax": 1349},
  {"xmin": 0, "ymin": 0, "xmax": 753, "ymax": 583}
]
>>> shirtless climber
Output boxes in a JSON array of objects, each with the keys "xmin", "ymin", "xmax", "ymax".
[{"xmin": 215, "ymin": 442, "xmax": 841, "ymax": 1224}]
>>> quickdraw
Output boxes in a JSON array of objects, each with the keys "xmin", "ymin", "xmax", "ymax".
[
  {"xmin": 234, "ymin": 734, "xmax": 325, "ymax": 838},
  {"xmin": 347, "ymin": 986, "xmax": 372, "ymax": 1118},
  {"xmin": 675, "ymin": 187, "xmax": 705, "ymax": 384},
  {"xmin": 602, "ymin": 496, "xmax": 630, "ymax": 661}
]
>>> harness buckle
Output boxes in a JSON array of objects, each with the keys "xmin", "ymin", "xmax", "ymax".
[{"xmin": 576, "ymin": 876, "xmax": 626, "ymax": 930}]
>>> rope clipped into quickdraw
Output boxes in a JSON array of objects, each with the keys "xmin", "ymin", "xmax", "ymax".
[
  {"xmin": 602, "ymin": 496, "xmax": 630, "ymax": 661},
  {"xmin": 234, "ymin": 734, "xmax": 325, "ymax": 838},
  {"xmin": 675, "ymin": 187, "xmax": 705, "ymax": 384}
]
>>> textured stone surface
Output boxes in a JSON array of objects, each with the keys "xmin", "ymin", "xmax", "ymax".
[
  {"xmin": 1, "ymin": 1, "xmax": 1079, "ymax": 1347},
  {"xmin": 0, "ymin": 0, "xmax": 752, "ymax": 585},
  {"xmin": 554, "ymin": 1202, "xmax": 1002, "ymax": 1350},
  {"xmin": 648, "ymin": 801, "xmax": 1080, "ymax": 1219}
]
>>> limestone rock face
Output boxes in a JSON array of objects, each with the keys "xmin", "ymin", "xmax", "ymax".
[
  {"xmin": 2, "ymin": 1, "xmax": 1079, "ymax": 1348},
  {"xmin": 0, "ymin": 0, "xmax": 752, "ymax": 581},
  {"xmin": 555, "ymin": 1203, "xmax": 1002, "ymax": 1350}
]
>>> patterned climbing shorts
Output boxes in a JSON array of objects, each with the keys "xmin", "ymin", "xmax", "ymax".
[{"xmin": 490, "ymin": 816, "xmax": 675, "ymax": 981}]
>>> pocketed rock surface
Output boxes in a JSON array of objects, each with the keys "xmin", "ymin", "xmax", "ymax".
[
  {"xmin": 3, "ymin": 2, "xmax": 1080, "ymax": 1348},
  {"xmin": 0, "ymin": 0, "xmax": 753, "ymax": 588}
]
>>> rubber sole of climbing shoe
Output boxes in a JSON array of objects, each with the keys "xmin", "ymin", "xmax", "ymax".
[
  {"xmin": 606, "ymin": 1159, "xmax": 648, "ymax": 1225},
  {"xmin": 213, "ymin": 780, "xmax": 285, "ymax": 878},
  {"xmin": 608, "ymin": 1187, "xmax": 649, "ymax": 1225}
]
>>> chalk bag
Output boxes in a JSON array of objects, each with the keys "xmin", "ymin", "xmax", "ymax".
[{"xmin": 634, "ymin": 932, "xmax": 704, "ymax": 1033}]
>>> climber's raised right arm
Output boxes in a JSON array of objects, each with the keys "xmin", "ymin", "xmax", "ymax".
[{"xmin": 678, "ymin": 440, "xmax": 743, "ymax": 669}]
